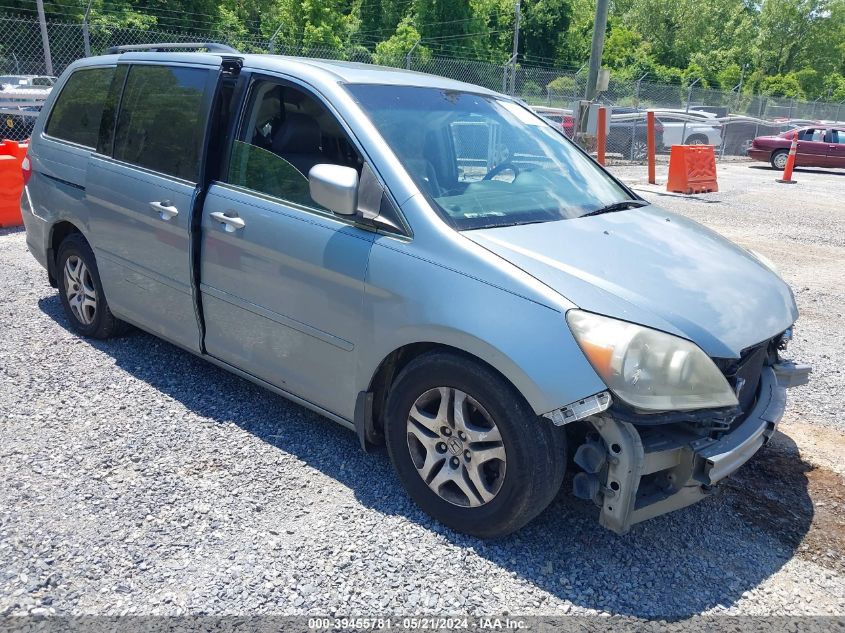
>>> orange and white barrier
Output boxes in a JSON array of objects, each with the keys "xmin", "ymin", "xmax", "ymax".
[{"xmin": 0, "ymin": 139, "xmax": 28, "ymax": 227}]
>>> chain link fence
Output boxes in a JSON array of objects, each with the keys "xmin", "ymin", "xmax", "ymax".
[{"xmin": 3, "ymin": 14, "xmax": 844, "ymax": 158}]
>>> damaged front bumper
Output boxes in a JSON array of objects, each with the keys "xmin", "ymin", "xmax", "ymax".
[{"xmin": 573, "ymin": 360, "xmax": 811, "ymax": 534}]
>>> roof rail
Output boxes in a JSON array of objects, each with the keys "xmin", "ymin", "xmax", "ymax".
[{"xmin": 106, "ymin": 42, "xmax": 239, "ymax": 55}]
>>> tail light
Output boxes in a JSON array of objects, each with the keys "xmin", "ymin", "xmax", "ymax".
[
  {"xmin": 21, "ymin": 155, "xmax": 32, "ymax": 186},
  {"xmin": 654, "ymin": 121, "xmax": 664, "ymax": 133}
]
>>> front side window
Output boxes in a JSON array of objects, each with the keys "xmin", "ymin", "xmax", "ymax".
[
  {"xmin": 113, "ymin": 65, "xmax": 210, "ymax": 181},
  {"xmin": 46, "ymin": 67, "xmax": 115, "ymax": 148},
  {"xmin": 346, "ymin": 84, "xmax": 633, "ymax": 230},
  {"xmin": 226, "ymin": 79, "xmax": 362, "ymax": 211}
]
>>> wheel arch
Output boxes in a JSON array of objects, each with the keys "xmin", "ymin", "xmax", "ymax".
[
  {"xmin": 357, "ymin": 317, "xmax": 596, "ymax": 449},
  {"xmin": 365, "ymin": 341, "xmax": 530, "ymax": 440},
  {"xmin": 684, "ymin": 132, "xmax": 710, "ymax": 144},
  {"xmin": 47, "ymin": 219, "xmax": 87, "ymax": 287}
]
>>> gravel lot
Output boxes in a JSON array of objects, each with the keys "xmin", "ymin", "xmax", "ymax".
[{"xmin": 1, "ymin": 160, "xmax": 844, "ymax": 620}]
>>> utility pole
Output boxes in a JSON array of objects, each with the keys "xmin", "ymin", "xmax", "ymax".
[
  {"xmin": 509, "ymin": 0, "xmax": 521, "ymax": 95},
  {"xmin": 267, "ymin": 22, "xmax": 284, "ymax": 54},
  {"xmin": 406, "ymin": 40, "xmax": 420, "ymax": 70},
  {"xmin": 737, "ymin": 64, "xmax": 747, "ymax": 95},
  {"xmin": 734, "ymin": 63, "xmax": 747, "ymax": 112},
  {"xmin": 584, "ymin": 0, "xmax": 609, "ymax": 101},
  {"xmin": 82, "ymin": 0, "xmax": 94, "ymax": 58},
  {"xmin": 35, "ymin": 0, "xmax": 53, "ymax": 75}
]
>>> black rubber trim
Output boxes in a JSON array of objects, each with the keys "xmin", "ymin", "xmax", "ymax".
[
  {"xmin": 354, "ymin": 391, "xmax": 382, "ymax": 452},
  {"xmin": 40, "ymin": 172, "xmax": 84, "ymax": 191}
]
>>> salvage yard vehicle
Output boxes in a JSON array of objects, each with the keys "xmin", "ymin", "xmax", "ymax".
[
  {"xmin": 0, "ymin": 79, "xmax": 53, "ymax": 142},
  {"xmin": 21, "ymin": 44, "xmax": 810, "ymax": 538},
  {"xmin": 0, "ymin": 75, "xmax": 56, "ymax": 89},
  {"xmin": 656, "ymin": 109, "xmax": 723, "ymax": 148},
  {"xmin": 747, "ymin": 126, "xmax": 845, "ymax": 170}
]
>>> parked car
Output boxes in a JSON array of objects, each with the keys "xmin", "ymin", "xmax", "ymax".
[
  {"xmin": 747, "ymin": 126, "xmax": 845, "ymax": 169},
  {"xmin": 22, "ymin": 47, "xmax": 810, "ymax": 538},
  {"xmin": 532, "ymin": 106, "xmax": 664, "ymax": 160},
  {"xmin": 1, "ymin": 106, "xmax": 38, "ymax": 141},
  {"xmin": 656, "ymin": 109, "xmax": 723, "ymax": 148},
  {"xmin": 719, "ymin": 117, "xmax": 797, "ymax": 157},
  {"xmin": 0, "ymin": 75, "xmax": 56, "ymax": 89},
  {"xmin": 1, "ymin": 77, "xmax": 54, "ymax": 141},
  {"xmin": 609, "ymin": 107, "xmax": 664, "ymax": 159}
]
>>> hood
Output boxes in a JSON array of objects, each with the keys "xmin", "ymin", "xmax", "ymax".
[{"xmin": 464, "ymin": 207, "xmax": 798, "ymax": 358}]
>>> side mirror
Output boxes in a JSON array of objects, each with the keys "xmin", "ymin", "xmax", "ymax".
[{"xmin": 308, "ymin": 164, "xmax": 358, "ymax": 216}]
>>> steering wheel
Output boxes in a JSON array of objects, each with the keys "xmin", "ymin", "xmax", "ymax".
[{"xmin": 483, "ymin": 161, "xmax": 520, "ymax": 181}]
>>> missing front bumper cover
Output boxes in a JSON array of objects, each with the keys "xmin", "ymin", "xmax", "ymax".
[{"xmin": 579, "ymin": 364, "xmax": 805, "ymax": 534}]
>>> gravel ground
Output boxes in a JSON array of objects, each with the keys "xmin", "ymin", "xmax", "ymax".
[{"xmin": 1, "ymin": 160, "xmax": 844, "ymax": 619}]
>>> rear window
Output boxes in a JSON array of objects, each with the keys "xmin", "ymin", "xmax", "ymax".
[
  {"xmin": 46, "ymin": 67, "xmax": 115, "ymax": 148},
  {"xmin": 112, "ymin": 65, "xmax": 210, "ymax": 182}
]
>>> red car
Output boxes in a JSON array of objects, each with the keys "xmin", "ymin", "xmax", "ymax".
[{"xmin": 747, "ymin": 126, "xmax": 845, "ymax": 170}]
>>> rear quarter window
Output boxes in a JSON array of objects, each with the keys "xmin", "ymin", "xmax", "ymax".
[{"xmin": 46, "ymin": 67, "xmax": 115, "ymax": 148}]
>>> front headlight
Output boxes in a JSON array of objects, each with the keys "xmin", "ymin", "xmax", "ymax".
[{"xmin": 566, "ymin": 310, "xmax": 738, "ymax": 412}]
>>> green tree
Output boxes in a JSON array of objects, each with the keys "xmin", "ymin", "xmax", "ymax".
[
  {"xmin": 760, "ymin": 72, "xmax": 806, "ymax": 97},
  {"xmin": 755, "ymin": 0, "xmax": 828, "ymax": 74},
  {"xmin": 413, "ymin": 0, "xmax": 484, "ymax": 56},
  {"xmin": 373, "ymin": 18, "xmax": 432, "ymax": 65},
  {"xmin": 517, "ymin": 0, "xmax": 573, "ymax": 63}
]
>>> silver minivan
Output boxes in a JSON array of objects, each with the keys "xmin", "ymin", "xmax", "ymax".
[{"xmin": 21, "ymin": 45, "xmax": 810, "ymax": 537}]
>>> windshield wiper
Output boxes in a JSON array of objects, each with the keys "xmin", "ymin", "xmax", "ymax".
[{"xmin": 581, "ymin": 199, "xmax": 650, "ymax": 217}]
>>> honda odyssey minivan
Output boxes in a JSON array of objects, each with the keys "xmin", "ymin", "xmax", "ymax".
[{"xmin": 21, "ymin": 44, "xmax": 810, "ymax": 537}]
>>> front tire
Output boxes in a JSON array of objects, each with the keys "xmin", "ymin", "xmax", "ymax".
[
  {"xmin": 384, "ymin": 351, "xmax": 566, "ymax": 538},
  {"xmin": 57, "ymin": 233, "xmax": 129, "ymax": 339}
]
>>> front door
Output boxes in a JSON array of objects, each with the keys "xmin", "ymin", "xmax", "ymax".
[
  {"xmin": 86, "ymin": 60, "xmax": 219, "ymax": 352},
  {"xmin": 796, "ymin": 128, "xmax": 829, "ymax": 167},
  {"xmin": 199, "ymin": 76, "xmax": 373, "ymax": 420}
]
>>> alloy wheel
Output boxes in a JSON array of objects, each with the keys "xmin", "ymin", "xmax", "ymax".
[
  {"xmin": 630, "ymin": 140, "xmax": 647, "ymax": 161},
  {"xmin": 63, "ymin": 255, "xmax": 97, "ymax": 325},
  {"xmin": 406, "ymin": 387, "xmax": 507, "ymax": 507}
]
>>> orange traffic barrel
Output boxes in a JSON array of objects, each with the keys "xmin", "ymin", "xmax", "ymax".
[
  {"xmin": 0, "ymin": 139, "xmax": 27, "ymax": 227},
  {"xmin": 666, "ymin": 144, "xmax": 718, "ymax": 194},
  {"xmin": 0, "ymin": 139, "xmax": 28, "ymax": 162}
]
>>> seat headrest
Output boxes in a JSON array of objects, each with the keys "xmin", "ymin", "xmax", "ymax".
[{"xmin": 272, "ymin": 113, "xmax": 321, "ymax": 154}]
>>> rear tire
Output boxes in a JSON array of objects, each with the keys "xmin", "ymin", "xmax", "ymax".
[
  {"xmin": 384, "ymin": 351, "xmax": 567, "ymax": 538},
  {"xmin": 771, "ymin": 149, "xmax": 789, "ymax": 170},
  {"xmin": 685, "ymin": 134, "xmax": 709, "ymax": 145},
  {"xmin": 56, "ymin": 233, "xmax": 130, "ymax": 339}
]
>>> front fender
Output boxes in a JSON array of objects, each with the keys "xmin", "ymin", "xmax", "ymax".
[{"xmin": 357, "ymin": 238, "xmax": 607, "ymax": 415}]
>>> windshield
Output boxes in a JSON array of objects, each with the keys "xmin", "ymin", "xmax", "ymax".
[{"xmin": 346, "ymin": 84, "xmax": 634, "ymax": 230}]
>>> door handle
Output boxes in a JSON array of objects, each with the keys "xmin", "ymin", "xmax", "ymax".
[
  {"xmin": 149, "ymin": 201, "xmax": 179, "ymax": 221},
  {"xmin": 209, "ymin": 211, "xmax": 246, "ymax": 233}
]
